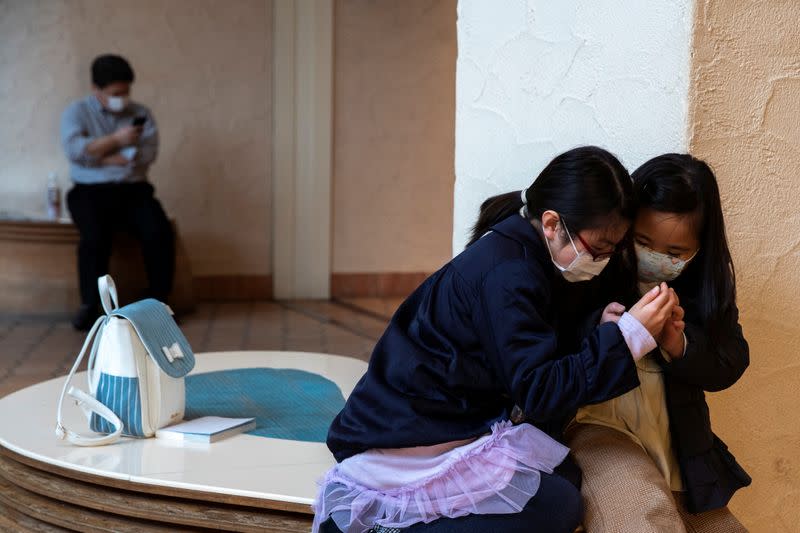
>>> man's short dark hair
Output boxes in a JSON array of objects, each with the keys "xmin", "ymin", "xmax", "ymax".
[{"xmin": 91, "ymin": 54, "xmax": 135, "ymax": 88}]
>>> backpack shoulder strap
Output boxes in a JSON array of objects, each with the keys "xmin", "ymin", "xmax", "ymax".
[{"xmin": 55, "ymin": 307, "xmax": 123, "ymax": 447}]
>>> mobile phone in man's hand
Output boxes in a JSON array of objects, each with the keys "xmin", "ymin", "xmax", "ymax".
[{"xmin": 132, "ymin": 116, "xmax": 146, "ymax": 127}]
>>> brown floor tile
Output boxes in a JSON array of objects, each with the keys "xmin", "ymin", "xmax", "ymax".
[
  {"xmin": 337, "ymin": 297, "xmax": 403, "ymax": 320},
  {"xmin": 283, "ymin": 300, "xmax": 387, "ymax": 340},
  {"xmin": 0, "ymin": 322, "xmax": 57, "ymax": 377},
  {"xmin": 14, "ymin": 324, "xmax": 84, "ymax": 379}
]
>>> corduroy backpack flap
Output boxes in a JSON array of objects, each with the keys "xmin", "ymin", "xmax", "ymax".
[{"xmin": 56, "ymin": 275, "xmax": 194, "ymax": 446}]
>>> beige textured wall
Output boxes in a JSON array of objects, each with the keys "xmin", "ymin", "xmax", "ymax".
[
  {"xmin": 333, "ymin": 0, "xmax": 456, "ymax": 273},
  {"xmin": 690, "ymin": 1, "xmax": 800, "ymax": 530},
  {"xmin": 0, "ymin": 0, "xmax": 272, "ymax": 277}
]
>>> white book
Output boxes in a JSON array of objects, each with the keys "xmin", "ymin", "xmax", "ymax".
[{"xmin": 155, "ymin": 416, "xmax": 256, "ymax": 443}]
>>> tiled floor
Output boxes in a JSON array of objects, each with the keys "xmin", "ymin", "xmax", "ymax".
[{"xmin": 0, "ymin": 298, "xmax": 403, "ymax": 398}]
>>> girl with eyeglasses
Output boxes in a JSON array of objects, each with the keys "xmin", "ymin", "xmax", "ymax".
[{"xmin": 314, "ymin": 146, "xmax": 678, "ymax": 533}]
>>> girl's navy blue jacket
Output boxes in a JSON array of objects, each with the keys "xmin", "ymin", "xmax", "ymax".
[{"xmin": 327, "ymin": 214, "xmax": 641, "ymax": 463}]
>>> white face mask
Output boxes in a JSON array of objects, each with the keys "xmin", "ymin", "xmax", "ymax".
[
  {"xmin": 635, "ymin": 242, "xmax": 698, "ymax": 282},
  {"xmin": 106, "ymin": 95, "xmax": 129, "ymax": 112},
  {"xmin": 546, "ymin": 220, "xmax": 610, "ymax": 282}
]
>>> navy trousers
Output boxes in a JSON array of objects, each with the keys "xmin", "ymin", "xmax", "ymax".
[{"xmin": 67, "ymin": 182, "xmax": 174, "ymax": 306}]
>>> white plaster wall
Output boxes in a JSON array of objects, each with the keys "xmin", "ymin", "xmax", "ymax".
[{"xmin": 453, "ymin": 0, "xmax": 694, "ymax": 252}]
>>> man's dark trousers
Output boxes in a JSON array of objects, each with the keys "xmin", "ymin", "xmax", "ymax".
[{"xmin": 67, "ymin": 181, "xmax": 174, "ymax": 307}]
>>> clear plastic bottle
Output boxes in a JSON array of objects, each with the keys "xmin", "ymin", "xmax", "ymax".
[{"xmin": 46, "ymin": 172, "xmax": 61, "ymax": 221}]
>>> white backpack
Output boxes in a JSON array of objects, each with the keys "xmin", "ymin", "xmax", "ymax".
[{"xmin": 56, "ymin": 275, "xmax": 195, "ymax": 446}]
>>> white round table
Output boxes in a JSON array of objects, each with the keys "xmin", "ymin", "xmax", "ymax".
[{"xmin": 0, "ymin": 351, "xmax": 367, "ymax": 532}]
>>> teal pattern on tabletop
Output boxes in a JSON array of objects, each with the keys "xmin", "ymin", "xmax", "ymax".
[{"xmin": 185, "ymin": 368, "xmax": 346, "ymax": 443}]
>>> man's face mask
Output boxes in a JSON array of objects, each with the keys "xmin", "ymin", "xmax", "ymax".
[{"xmin": 105, "ymin": 95, "xmax": 129, "ymax": 112}]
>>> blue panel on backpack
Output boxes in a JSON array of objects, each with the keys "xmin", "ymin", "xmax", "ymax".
[
  {"xmin": 90, "ymin": 373, "xmax": 146, "ymax": 437},
  {"xmin": 185, "ymin": 368, "xmax": 346, "ymax": 443}
]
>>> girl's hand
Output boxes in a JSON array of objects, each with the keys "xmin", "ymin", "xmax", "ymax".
[
  {"xmin": 600, "ymin": 302, "xmax": 626, "ymax": 324},
  {"xmin": 658, "ymin": 304, "xmax": 686, "ymax": 359},
  {"xmin": 628, "ymin": 282, "xmax": 677, "ymax": 338}
]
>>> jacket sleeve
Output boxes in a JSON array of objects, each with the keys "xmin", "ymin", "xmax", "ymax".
[
  {"xmin": 478, "ymin": 260, "xmax": 640, "ymax": 423},
  {"xmin": 659, "ymin": 304, "xmax": 749, "ymax": 392}
]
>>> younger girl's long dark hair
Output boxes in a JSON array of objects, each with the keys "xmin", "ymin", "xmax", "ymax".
[
  {"xmin": 632, "ymin": 154, "xmax": 736, "ymax": 337},
  {"xmin": 468, "ymin": 146, "xmax": 635, "ymax": 246}
]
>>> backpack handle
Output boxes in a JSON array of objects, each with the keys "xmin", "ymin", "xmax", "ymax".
[
  {"xmin": 98, "ymin": 275, "xmax": 119, "ymax": 316},
  {"xmin": 88, "ymin": 275, "xmax": 117, "ymax": 392},
  {"xmin": 55, "ymin": 316, "xmax": 123, "ymax": 446}
]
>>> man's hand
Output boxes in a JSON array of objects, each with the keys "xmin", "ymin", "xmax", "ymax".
[
  {"xmin": 600, "ymin": 302, "xmax": 626, "ymax": 324},
  {"xmin": 99, "ymin": 153, "xmax": 130, "ymax": 166},
  {"xmin": 112, "ymin": 125, "xmax": 142, "ymax": 147}
]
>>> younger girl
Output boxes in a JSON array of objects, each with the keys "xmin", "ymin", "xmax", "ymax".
[
  {"xmin": 567, "ymin": 154, "xmax": 751, "ymax": 532},
  {"xmin": 314, "ymin": 146, "xmax": 678, "ymax": 533}
]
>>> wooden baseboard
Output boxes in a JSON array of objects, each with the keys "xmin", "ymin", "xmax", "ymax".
[
  {"xmin": 194, "ymin": 275, "xmax": 273, "ymax": 301},
  {"xmin": 194, "ymin": 273, "xmax": 429, "ymax": 301},
  {"xmin": 0, "ymin": 218, "xmax": 196, "ymax": 315},
  {"xmin": 330, "ymin": 272, "xmax": 429, "ymax": 298}
]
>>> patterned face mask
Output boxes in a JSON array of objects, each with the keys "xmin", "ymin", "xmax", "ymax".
[{"xmin": 635, "ymin": 243, "xmax": 698, "ymax": 282}]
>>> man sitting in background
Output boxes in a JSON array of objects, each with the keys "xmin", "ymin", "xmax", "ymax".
[{"xmin": 60, "ymin": 54, "xmax": 174, "ymax": 330}]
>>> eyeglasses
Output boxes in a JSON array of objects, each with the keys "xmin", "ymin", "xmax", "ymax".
[{"xmin": 561, "ymin": 217, "xmax": 617, "ymax": 262}]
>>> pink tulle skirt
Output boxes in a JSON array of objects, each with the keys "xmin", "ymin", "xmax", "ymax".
[{"xmin": 313, "ymin": 421, "xmax": 569, "ymax": 533}]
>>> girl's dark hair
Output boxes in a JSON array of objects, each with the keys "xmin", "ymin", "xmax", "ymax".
[
  {"xmin": 468, "ymin": 146, "xmax": 635, "ymax": 246},
  {"xmin": 92, "ymin": 54, "xmax": 135, "ymax": 88},
  {"xmin": 632, "ymin": 154, "xmax": 736, "ymax": 335}
]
